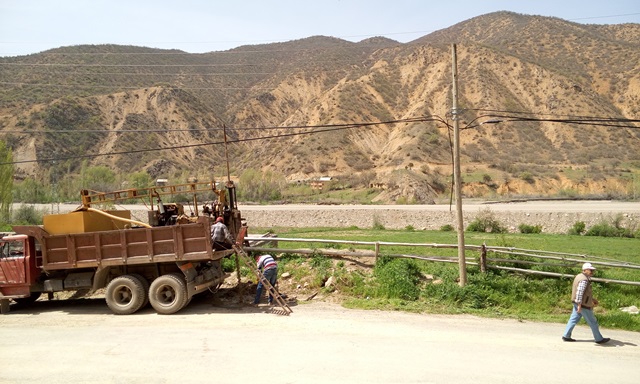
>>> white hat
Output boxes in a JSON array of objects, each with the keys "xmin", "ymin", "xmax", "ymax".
[{"xmin": 582, "ymin": 262, "xmax": 596, "ymax": 271}]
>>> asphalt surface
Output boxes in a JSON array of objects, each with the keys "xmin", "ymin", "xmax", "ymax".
[
  {"xmin": 1, "ymin": 298, "xmax": 638, "ymax": 384},
  {"xmin": 239, "ymin": 200, "xmax": 640, "ymax": 213},
  {"xmin": 31, "ymin": 200, "xmax": 640, "ymax": 214}
]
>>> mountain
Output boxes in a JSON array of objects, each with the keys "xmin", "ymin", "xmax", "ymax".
[{"xmin": 0, "ymin": 12, "xmax": 639, "ymax": 203}]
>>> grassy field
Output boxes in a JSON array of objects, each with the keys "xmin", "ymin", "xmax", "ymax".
[{"xmin": 246, "ymin": 227, "xmax": 640, "ymax": 332}]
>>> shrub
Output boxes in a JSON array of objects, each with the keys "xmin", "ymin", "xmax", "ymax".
[
  {"xmin": 585, "ymin": 222, "xmax": 632, "ymax": 238},
  {"xmin": 309, "ymin": 254, "xmax": 332, "ymax": 270},
  {"xmin": 519, "ymin": 172, "xmax": 535, "ymax": 184},
  {"xmin": 12, "ymin": 205, "xmax": 45, "ymax": 225},
  {"xmin": 374, "ymin": 257, "xmax": 421, "ymax": 300},
  {"xmin": 518, "ymin": 224, "xmax": 542, "ymax": 234},
  {"xmin": 221, "ymin": 255, "xmax": 237, "ymax": 272},
  {"xmin": 466, "ymin": 208, "xmax": 507, "ymax": 233},
  {"xmin": 440, "ymin": 224, "xmax": 454, "ymax": 232},
  {"xmin": 585, "ymin": 215, "xmax": 635, "ymax": 238},
  {"xmin": 308, "ymin": 253, "xmax": 333, "ymax": 287},
  {"xmin": 372, "ymin": 216, "xmax": 385, "ymax": 230},
  {"xmin": 568, "ymin": 221, "xmax": 586, "ymax": 235}
]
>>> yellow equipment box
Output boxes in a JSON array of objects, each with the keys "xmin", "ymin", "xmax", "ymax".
[{"xmin": 43, "ymin": 210, "xmax": 132, "ymax": 235}]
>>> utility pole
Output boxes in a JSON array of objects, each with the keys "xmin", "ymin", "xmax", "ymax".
[{"xmin": 451, "ymin": 44, "xmax": 467, "ymax": 287}]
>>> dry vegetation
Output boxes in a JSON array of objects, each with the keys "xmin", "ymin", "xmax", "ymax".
[{"xmin": 1, "ymin": 11, "xmax": 639, "ymax": 202}]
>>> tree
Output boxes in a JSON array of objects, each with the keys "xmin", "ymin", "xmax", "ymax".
[
  {"xmin": 0, "ymin": 141, "xmax": 14, "ymax": 224},
  {"xmin": 82, "ymin": 165, "xmax": 117, "ymax": 192},
  {"xmin": 14, "ymin": 177, "xmax": 48, "ymax": 203},
  {"xmin": 129, "ymin": 171, "xmax": 152, "ymax": 189},
  {"xmin": 238, "ymin": 168, "xmax": 285, "ymax": 201}
]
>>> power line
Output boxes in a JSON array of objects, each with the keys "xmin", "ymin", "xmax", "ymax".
[
  {"xmin": 0, "ymin": 62, "xmax": 264, "ymax": 67},
  {"xmin": 568, "ymin": 12, "xmax": 640, "ymax": 21},
  {"xmin": 2, "ymin": 112, "xmax": 638, "ymax": 165},
  {"xmin": 0, "ymin": 71, "xmax": 277, "ymax": 76},
  {"xmin": 0, "ymin": 117, "xmax": 432, "ymax": 166},
  {"xmin": 463, "ymin": 110, "xmax": 640, "ymax": 130},
  {"xmin": 0, "ymin": 82, "xmax": 270, "ymax": 90}
]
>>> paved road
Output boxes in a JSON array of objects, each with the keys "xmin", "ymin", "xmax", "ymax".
[
  {"xmin": 29, "ymin": 200, "xmax": 640, "ymax": 233},
  {"xmin": 1, "ymin": 298, "xmax": 638, "ymax": 384},
  {"xmin": 239, "ymin": 200, "xmax": 640, "ymax": 212},
  {"xmin": 26, "ymin": 200, "xmax": 640, "ymax": 214}
]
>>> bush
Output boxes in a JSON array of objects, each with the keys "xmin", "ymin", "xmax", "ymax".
[
  {"xmin": 568, "ymin": 221, "xmax": 586, "ymax": 235},
  {"xmin": 466, "ymin": 208, "xmax": 507, "ymax": 233},
  {"xmin": 519, "ymin": 172, "xmax": 535, "ymax": 184},
  {"xmin": 12, "ymin": 205, "xmax": 45, "ymax": 225},
  {"xmin": 372, "ymin": 216, "xmax": 385, "ymax": 230},
  {"xmin": 374, "ymin": 256, "xmax": 421, "ymax": 300},
  {"xmin": 585, "ymin": 215, "xmax": 636, "ymax": 238},
  {"xmin": 440, "ymin": 224, "xmax": 454, "ymax": 232},
  {"xmin": 585, "ymin": 222, "xmax": 633, "ymax": 238},
  {"xmin": 518, "ymin": 224, "xmax": 542, "ymax": 234},
  {"xmin": 221, "ymin": 255, "xmax": 237, "ymax": 272}
]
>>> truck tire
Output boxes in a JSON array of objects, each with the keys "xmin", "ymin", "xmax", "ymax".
[
  {"xmin": 148, "ymin": 273, "xmax": 188, "ymax": 315},
  {"xmin": 129, "ymin": 274, "xmax": 150, "ymax": 308},
  {"xmin": 105, "ymin": 275, "xmax": 146, "ymax": 315}
]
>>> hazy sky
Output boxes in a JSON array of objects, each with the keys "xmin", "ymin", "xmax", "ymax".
[{"xmin": 1, "ymin": 0, "xmax": 639, "ymax": 57}]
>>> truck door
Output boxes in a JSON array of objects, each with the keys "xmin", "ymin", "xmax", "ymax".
[{"xmin": 0, "ymin": 235, "xmax": 30, "ymax": 296}]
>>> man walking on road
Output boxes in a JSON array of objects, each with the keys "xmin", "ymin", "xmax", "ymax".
[
  {"xmin": 562, "ymin": 262, "xmax": 610, "ymax": 344},
  {"xmin": 254, "ymin": 254, "xmax": 278, "ymax": 305}
]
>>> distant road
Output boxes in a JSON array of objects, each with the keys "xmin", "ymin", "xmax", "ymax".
[
  {"xmin": 22, "ymin": 200, "xmax": 640, "ymax": 214},
  {"xmin": 238, "ymin": 200, "xmax": 640, "ymax": 213},
  {"xmin": 16, "ymin": 200, "xmax": 640, "ymax": 233}
]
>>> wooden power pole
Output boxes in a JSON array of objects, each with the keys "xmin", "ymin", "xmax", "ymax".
[{"xmin": 451, "ymin": 44, "xmax": 467, "ymax": 287}]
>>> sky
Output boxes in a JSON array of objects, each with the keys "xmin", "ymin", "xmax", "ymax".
[{"xmin": 1, "ymin": 0, "xmax": 639, "ymax": 57}]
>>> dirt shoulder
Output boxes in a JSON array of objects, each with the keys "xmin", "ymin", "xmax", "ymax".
[{"xmin": 1, "ymin": 296, "xmax": 638, "ymax": 384}]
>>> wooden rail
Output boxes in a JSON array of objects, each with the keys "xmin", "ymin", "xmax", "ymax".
[{"xmin": 244, "ymin": 236, "xmax": 640, "ymax": 286}]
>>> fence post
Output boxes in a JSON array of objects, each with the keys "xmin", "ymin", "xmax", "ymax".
[
  {"xmin": 375, "ymin": 242, "xmax": 380, "ymax": 264},
  {"xmin": 480, "ymin": 242, "xmax": 487, "ymax": 273}
]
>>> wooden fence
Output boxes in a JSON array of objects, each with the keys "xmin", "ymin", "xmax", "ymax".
[{"xmin": 244, "ymin": 235, "xmax": 640, "ymax": 286}]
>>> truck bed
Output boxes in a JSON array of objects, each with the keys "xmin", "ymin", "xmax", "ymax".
[{"xmin": 13, "ymin": 218, "xmax": 228, "ymax": 271}]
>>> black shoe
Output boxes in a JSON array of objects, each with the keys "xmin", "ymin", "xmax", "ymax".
[
  {"xmin": 562, "ymin": 336, "xmax": 576, "ymax": 342},
  {"xmin": 596, "ymin": 337, "xmax": 610, "ymax": 344}
]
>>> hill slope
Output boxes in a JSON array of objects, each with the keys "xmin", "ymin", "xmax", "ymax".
[{"xmin": 1, "ymin": 12, "xmax": 639, "ymax": 202}]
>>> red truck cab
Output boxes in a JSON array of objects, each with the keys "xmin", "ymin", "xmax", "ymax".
[{"xmin": 0, "ymin": 234, "xmax": 41, "ymax": 300}]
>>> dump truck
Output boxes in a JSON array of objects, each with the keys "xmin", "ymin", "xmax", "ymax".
[{"xmin": 0, "ymin": 180, "xmax": 245, "ymax": 315}]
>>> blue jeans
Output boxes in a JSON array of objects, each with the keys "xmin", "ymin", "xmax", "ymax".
[
  {"xmin": 563, "ymin": 303, "xmax": 604, "ymax": 342},
  {"xmin": 254, "ymin": 268, "xmax": 277, "ymax": 304}
]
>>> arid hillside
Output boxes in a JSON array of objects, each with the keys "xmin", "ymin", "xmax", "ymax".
[{"xmin": 1, "ymin": 11, "xmax": 639, "ymax": 202}]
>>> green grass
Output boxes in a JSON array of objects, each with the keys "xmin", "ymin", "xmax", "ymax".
[
  {"xmin": 281, "ymin": 187, "xmax": 382, "ymax": 204},
  {"xmin": 253, "ymin": 227, "xmax": 640, "ymax": 332}
]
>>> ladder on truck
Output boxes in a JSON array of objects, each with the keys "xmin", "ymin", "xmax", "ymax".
[{"xmin": 233, "ymin": 244, "xmax": 292, "ymax": 316}]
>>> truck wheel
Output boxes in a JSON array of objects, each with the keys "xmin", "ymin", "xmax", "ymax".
[
  {"xmin": 105, "ymin": 275, "xmax": 146, "ymax": 315},
  {"xmin": 130, "ymin": 274, "xmax": 150, "ymax": 308},
  {"xmin": 148, "ymin": 273, "xmax": 188, "ymax": 315}
]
